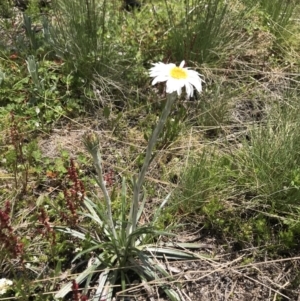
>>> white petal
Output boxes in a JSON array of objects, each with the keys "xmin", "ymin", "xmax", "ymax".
[
  {"xmin": 152, "ymin": 74, "xmax": 168, "ymax": 85},
  {"xmin": 149, "ymin": 62, "xmax": 175, "ymax": 78},
  {"xmin": 176, "ymin": 78, "xmax": 187, "ymax": 88},
  {"xmin": 177, "ymin": 86, "xmax": 182, "ymax": 96},
  {"xmin": 185, "ymin": 82, "xmax": 193, "ymax": 98},
  {"xmin": 166, "ymin": 80, "xmax": 176, "ymax": 94},
  {"xmin": 151, "ymin": 78, "xmax": 159, "ymax": 85},
  {"xmin": 188, "ymin": 76, "xmax": 202, "ymax": 92},
  {"xmin": 179, "ymin": 60, "xmax": 185, "ymax": 68}
]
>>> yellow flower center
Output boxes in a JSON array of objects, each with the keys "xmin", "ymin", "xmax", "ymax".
[{"xmin": 170, "ymin": 67, "xmax": 188, "ymax": 79}]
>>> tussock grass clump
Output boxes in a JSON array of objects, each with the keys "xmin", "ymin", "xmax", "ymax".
[
  {"xmin": 164, "ymin": 0, "xmax": 253, "ymax": 65},
  {"xmin": 49, "ymin": 0, "xmax": 120, "ymax": 81},
  {"xmin": 172, "ymin": 85, "xmax": 300, "ymax": 250}
]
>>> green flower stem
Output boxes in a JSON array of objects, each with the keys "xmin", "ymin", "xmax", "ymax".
[
  {"xmin": 129, "ymin": 92, "xmax": 177, "ymax": 234},
  {"xmin": 91, "ymin": 149, "xmax": 117, "ymax": 240}
]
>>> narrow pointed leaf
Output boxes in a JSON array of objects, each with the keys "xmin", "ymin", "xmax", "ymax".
[
  {"xmin": 55, "ymin": 257, "xmax": 101, "ymax": 299},
  {"xmin": 72, "ymin": 244, "xmax": 103, "ymax": 262},
  {"xmin": 152, "ymin": 192, "xmax": 171, "ymax": 223},
  {"xmin": 144, "ymin": 246, "xmax": 199, "ymax": 259},
  {"xmin": 92, "ymin": 269, "xmax": 109, "ymax": 301},
  {"xmin": 136, "ymin": 187, "xmax": 147, "ymax": 221},
  {"xmin": 83, "ymin": 198, "xmax": 104, "ymax": 226},
  {"xmin": 54, "ymin": 226, "xmax": 96, "ymax": 242}
]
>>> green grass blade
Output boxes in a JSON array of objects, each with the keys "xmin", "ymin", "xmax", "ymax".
[{"xmin": 152, "ymin": 192, "xmax": 171, "ymax": 224}]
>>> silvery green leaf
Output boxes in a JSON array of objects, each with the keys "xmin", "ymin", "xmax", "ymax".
[
  {"xmin": 92, "ymin": 257, "xmax": 117, "ymax": 301},
  {"xmin": 163, "ymin": 242, "xmax": 210, "ymax": 249},
  {"xmin": 92, "ymin": 269, "xmax": 109, "ymax": 301},
  {"xmin": 136, "ymin": 187, "xmax": 147, "ymax": 222},
  {"xmin": 54, "ymin": 257, "xmax": 101, "ymax": 299},
  {"xmin": 83, "ymin": 198, "xmax": 104, "ymax": 225},
  {"xmin": 54, "ymin": 226, "xmax": 98, "ymax": 244},
  {"xmin": 120, "ymin": 177, "xmax": 127, "ymax": 241},
  {"xmin": 164, "ymin": 288, "xmax": 181, "ymax": 301},
  {"xmin": 136, "ymin": 254, "xmax": 181, "ymax": 301},
  {"xmin": 54, "ymin": 226, "xmax": 86, "ymax": 240},
  {"xmin": 144, "ymin": 246, "xmax": 199, "ymax": 259}
]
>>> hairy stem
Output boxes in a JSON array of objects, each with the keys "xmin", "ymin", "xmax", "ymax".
[{"xmin": 128, "ymin": 92, "xmax": 177, "ymax": 235}]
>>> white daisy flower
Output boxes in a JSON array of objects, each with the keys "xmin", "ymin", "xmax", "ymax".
[
  {"xmin": 0, "ymin": 278, "xmax": 13, "ymax": 295},
  {"xmin": 149, "ymin": 60, "xmax": 204, "ymax": 98}
]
